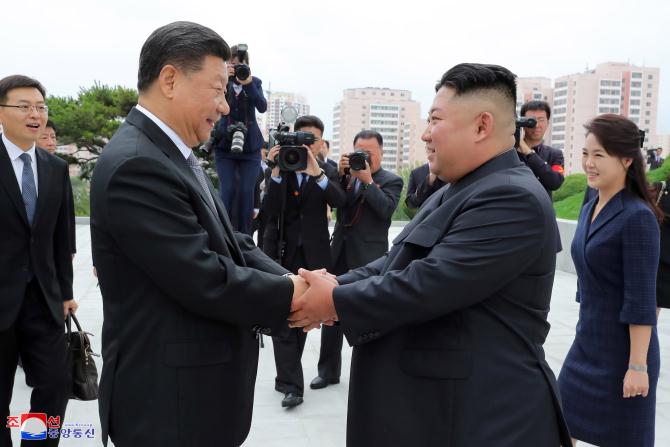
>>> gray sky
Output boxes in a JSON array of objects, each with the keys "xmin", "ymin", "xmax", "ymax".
[{"xmin": 3, "ymin": 0, "xmax": 668, "ymax": 140}]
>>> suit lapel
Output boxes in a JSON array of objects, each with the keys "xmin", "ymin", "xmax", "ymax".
[
  {"xmin": 206, "ymin": 175, "xmax": 245, "ymax": 266},
  {"xmin": 587, "ymin": 191, "xmax": 624, "ymax": 241},
  {"xmin": 125, "ymin": 108, "xmax": 243, "ymax": 262},
  {"xmin": 0, "ymin": 138, "xmax": 29, "ymax": 226},
  {"xmin": 31, "ymin": 148, "xmax": 52, "ymax": 230}
]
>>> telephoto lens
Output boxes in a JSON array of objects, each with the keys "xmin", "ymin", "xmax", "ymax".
[{"xmin": 230, "ymin": 130, "xmax": 245, "ymax": 153}]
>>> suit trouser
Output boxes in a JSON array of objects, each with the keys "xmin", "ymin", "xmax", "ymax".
[
  {"xmin": 272, "ymin": 247, "xmax": 308, "ymax": 396},
  {"xmin": 316, "ymin": 250, "xmax": 349, "ymax": 380},
  {"xmin": 215, "ymin": 155, "xmax": 260, "ymax": 235},
  {"xmin": 0, "ymin": 280, "xmax": 70, "ymax": 447}
]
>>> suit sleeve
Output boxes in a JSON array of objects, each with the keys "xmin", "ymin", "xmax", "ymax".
[
  {"xmin": 244, "ymin": 77, "xmax": 267, "ymax": 113},
  {"xmin": 620, "ymin": 208, "xmax": 659, "ymax": 325},
  {"xmin": 262, "ymin": 171, "xmax": 284, "ymax": 217},
  {"xmin": 361, "ymin": 174, "xmax": 403, "ymax": 220},
  {"xmin": 104, "ymin": 156, "xmax": 293, "ymax": 328},
  {"xmin": 323, "ymin": 163, "xmax": 346, "ymax": 208},
  {"xmin": 333, "ymin": 184, "xmax": 547, "ymax": 345},
  {"xmin": 55, "ymin": 164, "xmax": 74, "ymax": 301},
  {"xmin": 67, "ymin": 179, "xmax": 76, "ymax": 254},
  {"xmin": 404, "ymin": 171, "xmax": 419, "ymax": 208},
  {"xmin": 525, "ymin": 149, "xmax": 565, "ymax": 191},
  {"xmin": 337, "ymin": 254, "xmax": 388, "ymax": 285}
]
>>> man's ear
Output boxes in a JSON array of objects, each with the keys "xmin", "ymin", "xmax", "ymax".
[
  {"xmin": 157, "ymin": 64, "xmax": 179, "ymax": 99},
  {"xmin": 474, "ymin": 111, "xmax": 494, "ymax": 143}
]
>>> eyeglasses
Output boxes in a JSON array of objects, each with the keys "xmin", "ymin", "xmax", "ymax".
[{"xmin": 0, "ymin": 104, "xmax": 49, "ymax": 114}]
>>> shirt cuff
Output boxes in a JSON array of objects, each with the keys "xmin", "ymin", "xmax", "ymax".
[{"xmin": 316, "ymin": 177, "xmax": 329, "ymax": 190}]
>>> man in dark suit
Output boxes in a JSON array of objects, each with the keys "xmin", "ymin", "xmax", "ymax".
[
  {"xmin": 319, "ymin": 139, "xmax": 338, "ymax": 169},
  {"xmin": 405, "ymin": 161, "xmax": 446, "ymax": 211},
  {"xmin": 649, "ymin": 147, "xmax": 664, "ymax": 170},
  {"xmin": 291, "ymin": 63, "xmax": 571, "ymax": 446},
  {"xmin": 310, "ymin": 130, "xmax": 403, "ymax": 390},
  {"xmin": 90, "ymin": 22, "xmax": 307, "ymax": 447},
  {"xmin": 261, "ymin": 115, "xmax": 345, "ymax": 407},
  {"xmin": 0, "ymin": 75, "xmax": 77, "ymax": 446}
]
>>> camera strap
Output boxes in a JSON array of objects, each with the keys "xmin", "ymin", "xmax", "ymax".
[{"xmin": 276, "ymin": 172, "xmax": 288, "ymax": 264}]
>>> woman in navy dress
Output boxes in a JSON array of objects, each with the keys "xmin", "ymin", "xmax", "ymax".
[{"xmin": 558, "ymin": 114, "xmax": 663, "ymax": 447}]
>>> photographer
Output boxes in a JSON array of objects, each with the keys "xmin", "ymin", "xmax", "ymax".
[
  {"xmin": 310, "ymin": 130, "xmax": 403, "ymax": 391},
  {"xmin": 517, "ymin": 100, "xmax": 565, "ymax": 198},
  {"xmin": 405, "ymin": 161, "xmax": 446, "ymax": 211},
  {"xmin": 648, "ymin": 147, "xmax": 664, "ymax": 170},
  {"xmin": 261, "ymin": 115, "xmax": 345, "ymax": 408},
  {"xmin": 213, "ymin": 44, "xmax": 267, "ymax": 234}
]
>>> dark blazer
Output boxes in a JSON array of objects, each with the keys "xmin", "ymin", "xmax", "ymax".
[
  {"xmin": 262, "ymin": 162, "xmax": 345, "ymax": 269},
  {"xmin": 0, "ymin": 137, "xmax": 73, "ymax": 330},
  {"xmin": 331, "ymin": 168, "xmax": 403, "ymax": 269},
  {"xmin": 405, "ymin": 162, "xmax": 446, "ymax": 210},
  {"xmin": 518, "ymin": 142, "xmax": 565, "ymax": 197},
  {"xmin": 214, "ymin": 76, "xmax": 266, "ymax": 160},
  {"xmin": 655, "ymin": 181, "xmax": 670, "ymax": 307},
  {"xmin": 90, "ymin": 108, "xmax": 293, "ymax": 447},
  {"xmin": 332, "ymin": 149, "xmax": 570, "ymax": 447}
]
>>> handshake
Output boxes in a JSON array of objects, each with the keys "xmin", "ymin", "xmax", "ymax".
[{"xmin": 286, "ymin": 269, "xmax": 340, "ymax": 332}]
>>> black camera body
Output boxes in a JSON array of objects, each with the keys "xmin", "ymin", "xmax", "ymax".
[
  {"xmin": 227, "ymin": 122, "xmax": 248, "ymax": 154},
  {"xmin": 348, "ymin": 150, "xmax": 370, "ymax": 171},
  {"xmin": 268, "ymin": 128, "xmax": 316, "ymax": 172},
  {"xmin": 234, "ymin": 64, "xmax": 250, "ymax": 81},
  {"xmin": 514, "ymin": 117, "xmax": 537, "ymax": 148}
]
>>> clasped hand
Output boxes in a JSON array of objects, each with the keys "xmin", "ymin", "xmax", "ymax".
[{"xmin": 287, "ymin": 268, "xmax": 339, "ymax": 332}]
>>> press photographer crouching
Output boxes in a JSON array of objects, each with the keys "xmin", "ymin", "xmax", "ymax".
[
  {"xmin": 261, "ymin": 115, "xmax": 346, "ymax": 408},
  {"xmin": 213, "ymin": 44, "xmax": 267, "ymax": 234}
]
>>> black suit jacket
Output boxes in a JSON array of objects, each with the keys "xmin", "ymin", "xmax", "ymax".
[
  {"xmin": 90, "ymin": 108, "xmax": 294, "ymax": 447},
  {"xmin": 404, "ymin": 162, "xmax": 446, "ymax": 210},
  {"xmin": 262, "ymin": 162, "xmax": 345, "ymax": 270},
  {"xmin": 331, "ymin": 168, "xmax": 403, "ymax": 269},
  {"xmin": 0, "ymin": 138, "xmax": 73, "ymax": 330},
  {"xmin": 332, "ymin": 149, "xmax": 570, "ymax": 447}
]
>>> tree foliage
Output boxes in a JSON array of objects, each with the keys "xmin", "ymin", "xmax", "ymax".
[{"xmin": 47, "ymin": 82, "xmax": 138, "ymax": 178}]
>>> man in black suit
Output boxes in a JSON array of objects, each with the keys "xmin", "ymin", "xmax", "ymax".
[
  {"xmin": 405, "ymin": 161, "xmax": 446, "ymax": 211},
  {"xmin": 0, "ymin": 75, "xmax": 77, "ymax": 446},
  {"xmin": 319, "ymin": 139, "xmax": 338, "ymax": 169},
  {"xmin": 291, "ymin": 63, "xmax": 571, "ymax": 446},
  {"xmin": 90, "ymin": 22, "xmax": 307, "ymax": 447},
  {"xmin": 310, "ymin": 130, "xmax": 403, "ymax": 390},
  {"xmin": 261, "ymin": 115, "xmax": 345, "ymax": 407}
]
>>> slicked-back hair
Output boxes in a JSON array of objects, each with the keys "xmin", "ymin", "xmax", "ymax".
[
  {"xmin": 137, "ymin": 21, "xmax": 231, "ymax": 92},
  {"xmin": 294, "ymin": 115, "xmax": 324, "ymax": 135},
  {"xmin": 436, "ymin": 63, "xmax": 517, "ymax": 117},
  {"xmin": 353, "ymin": 130, "xmax": 383, "ymax": 148},
  {"xmin": 0, "ymin": 75, "xmax": 46, "ymax": 104},
  {"xmin": 521, "ymin": 100, "xmax": 551, "ymax": 120}
]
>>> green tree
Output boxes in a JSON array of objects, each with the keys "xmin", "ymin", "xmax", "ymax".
[{"xmin": 47, "ymin": 82, "xmax": 138, "ymax": 178}]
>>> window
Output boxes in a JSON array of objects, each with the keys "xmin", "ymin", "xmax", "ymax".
[
  {"xmin": 648, "ymin": 83, "xmax": 653, "ymax": 89},
  {"xmin": 647, "ymin": 93, "xmax": 652, "ymax": 98},
  {"xmin": 632, "ymin": 72, "xmax": 642, "ymax": 79},
  {"xmin": 554, "ymin": 98, "xmax": 567, "ymax": 106},
  {"xmin": 645, "ymin": 120, "xmax": 650, "ymax": 125},
  {"xmin": 631, "ymin": 81, "xmax": 642, "ymax": 88},
  {"xmin": 648, "ymin": 74, "xmax": 653, "ymax": 80},
  {"xmin": 646, "ymin": 102, "xmax": 652, "ymax": 106},
  {"xmin": 630, "ymin": 99, "xmax": 640, "ymax": 105},
  {"xmin": 555, "ymin": 81, "xmax": 568, "ymax": 88},
  {"xmin": 645, "ymin": 110, "xmax": 650, "ymax": 116},
  {"xmin": 630, "ymin": 90, "xmax": 641, "ymax": 97},
  {"xmin": 630, "ymin": 108, "xmax": 640, "ymax": 115}
]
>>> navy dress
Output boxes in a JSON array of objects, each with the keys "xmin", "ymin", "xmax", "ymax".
[{"xmin": 558, "ymin": 190, "xmax": 660, "ymax": 446}]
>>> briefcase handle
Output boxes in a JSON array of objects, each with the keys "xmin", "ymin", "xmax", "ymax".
[{"xmin": 65, "ymin": 310, "xmax": 84, "ymax": 336}]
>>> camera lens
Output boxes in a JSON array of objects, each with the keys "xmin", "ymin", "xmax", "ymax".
[{"xmin": 285, "ymin": 150, "xmax": 300, "ymax": 165}]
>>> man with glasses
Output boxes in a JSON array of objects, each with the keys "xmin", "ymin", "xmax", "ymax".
[
  {"xmin": 516, "ymin": 100, "xmax": 564, "ymax": 198},
  {"xmin": 0, "ymin": 75, "xmax": 77, "ymax": 446}
]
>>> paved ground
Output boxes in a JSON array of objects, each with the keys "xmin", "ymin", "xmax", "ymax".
[{"xmin": 10, "ymin": 224, "xmax": 670, "ymax": 446}]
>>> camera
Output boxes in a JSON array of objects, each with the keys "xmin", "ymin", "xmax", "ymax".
[
  {"xmin": 514, "ymin": 117, "xmax": 537, "ymax": 148},
  {"xmin": 234, "ymin": 64, "xmax": 250, "ymax": 81},
  {"xmin": 273, "ymin": 131, "xmax": 316, "ymax": 172},
  {"xmin": 348, "ymin": 150, "xmax": 370, "ymax": 171},
  {"xmin": 227, "ymin": 122, "xmax": 247, "ymax": 154}
]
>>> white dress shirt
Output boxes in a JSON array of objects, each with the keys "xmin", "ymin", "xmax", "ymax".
[
  {"xmin": 2, "ymin": 133, "xmax": 38, "ymax": 196},
  {"xmin": 135, "ymin": 104, "xmax": 192, "ymax": 160}
]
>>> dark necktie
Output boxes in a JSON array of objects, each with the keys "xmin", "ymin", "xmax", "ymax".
[
  {"xmin": 186, "ymin": 152, "xmax": 216, "ymax": 210},
  {"xmin": 19, "ymin": 153, "xmax": 37, "ymax": 225}
]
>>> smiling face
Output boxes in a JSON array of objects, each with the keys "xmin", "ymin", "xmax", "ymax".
[
  {"xmin": 582, "ymin": 132, "xmax": 631, "ymax": 193},
  {"xmin": 0, "ymin": 87, "xmax": 47, "ymax": 150},
  {"xmin": 170, "ymin": 55, "xmax": 230, "ymax": 146}
]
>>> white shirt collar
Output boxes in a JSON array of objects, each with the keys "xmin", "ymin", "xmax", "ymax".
[
  {"xmin": 2, "ymin": 133, "xmax": 36, "ymax": 162},
  {"xmin": 135, "ymin": 104, "xmax": 192, "ymax": 160}
]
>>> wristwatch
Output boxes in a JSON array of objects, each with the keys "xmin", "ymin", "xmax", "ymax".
[
  {"xmin": 628, "ymin": 363, "xmax": 648, "ymax": 372},
  {"xmin": 313, "ymin": 169, "xmax": 326, "ymax": 182}
]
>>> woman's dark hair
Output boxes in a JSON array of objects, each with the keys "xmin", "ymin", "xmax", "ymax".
[
  {"xmin": 230, "ymin": 45, "xmax": 250, "ymax": 65},
  {"xmin": 584, "ymin": 114, "xmax": 663, "ymax": 222},
  {"xmin": 137, "ymin": 21, "xmax": 230, "ymax": 92}
]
